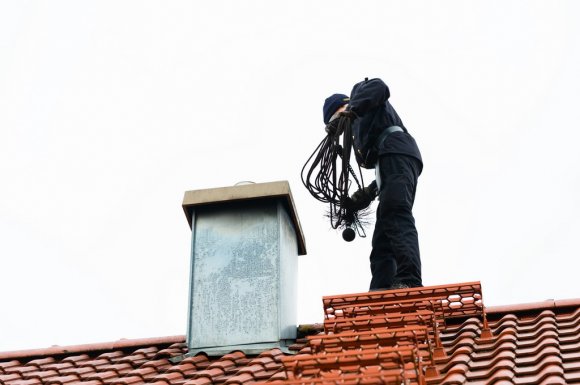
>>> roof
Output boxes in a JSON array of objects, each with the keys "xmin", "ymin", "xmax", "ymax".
[{"xmin": 1, "ymin": 282, "xmax": 579, "ymax": 385}]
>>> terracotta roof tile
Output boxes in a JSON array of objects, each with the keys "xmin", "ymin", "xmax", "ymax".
[
  {"xmin": 562, "ymin": 339, "xmax": 580, "ymax": 355},
  {"xmin": 2, "ymin": 365, "xmax": 37, "ymax": 375},
  {"xmin": 151, "ymin": 371, "xmax": 185, "ymax": 383},
  {"xmin": 97, "ymin": 351, "xmax": 125, "ymax": 363},
  {"xmin": 20, "ymin": 369, "xmax": 59, "ymax": 380},
  {"xmin": 58, "ymin": 365, "xmax": 96, "ymax": 378},
  {"xmin": 105, "ymin": 363, "xmax": 133, "ymax": 376},
  {"xmin": 191, "ymin": 367, "xmax": 225, "ymax": 380},
  {"xmin": 25, "ymin": 357, "xmax": 56, "ymax": 367},
  {"xmin": 0, "ymin": 360, "xmax": 21, "ymax": 373},
  {"xmin": 43, "ymin": 362, "xmax": 75, "ymax": 372},
  {"xmin": 125, "ymin": 366, "xmax": 159, "ymax": 380},
  {"xmin": 116, "ymin": 355, "xmax": 149, "ymax": 368},
  {"xmin": 141, "ymin": 358, "xmax": 171, "ymax": 371},
  {"xmin": 43, "ymin": 374, "xmax": 81, "ymax": 384},
  {"xmin": 61, "ymin": 354, "xmax": 91, "ymax": 365},
  {"xmin": 8, "ymin": 379, "xmax": 42, "ymax": 385},
  {"xmin": 166, "ymin": 362, "xmax": 198, "ymax": 377},
  {"xmin": 256, "ymin": 349, "xmax": 284, "ymax": 361},
  {"xmin": 265, "ymin": 370, "xmax": 286, "ymax": 381},
  {"xmin": 156, "ymin": 347, "xmax": 186, "ymax": 359},
  {"xmin": 106, "ymin": 376, "xmax": 145, "ymax": 385},
  {"xmin": 86, "ymin": 370, "xmax": 119, "ymax": 382},
  {"xmin": 222, "ymin": 372, "xmax": 254, "ymax": 385},
  {"xmin": 564, "ymin": 359, "xmax": 580, "ymax": 371},
  {"xmin": 221, "ymin": 352, "xmax": 245, "ymax": 361},
  {"xmin": 180, "ymin": 355, "xmax": 210, "ymax": 368},
  {"xmin": 563, "ymin": 328, "xmax": 580, "ymax": 343},
  {"xmin": 565, "ymin": 370, "xmax": 580, "ymax": 383},
  {"xmin": 517, "ymin": 364, "xmax": 566, "ymax": 384},
  {"xmin": 206, "ymin": 359, "xmax": 236, "ymax": 373},
  {"xmin": 0, "ymin": 373, "xmax": 23, "ymax": 382},
  {"xmin": 247, "ymin": 356, "xmax": 279, "ymax": 370},
  {"xmin": 1, "ymin": 282, "xmax": 579, "ymax": 385},
  {"xmin": 235, "ymin": 364, "xmax": 268, "ymax": 378},
  {"xmin": 440, "ymin": 371, "xmax": 466, "ymax": 384},
  {"xmin": 182, "ymin": 377, "xmax": 212, "ymax": 385},
  {"xmin": 134, "ymin": 347, "xmax": 159, "ymax": 355},
  {"xmin": 79, "ymin": 358, "xmax": 111, "ymax": 369}
]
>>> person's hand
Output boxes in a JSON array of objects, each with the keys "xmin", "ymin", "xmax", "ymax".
[
  {"xmin": 339, "ymin": 110, "xmax": 358, "ymax": 120},
  {"xmin": 326, "ymin": 109, "xmax": 358, "ymax": 136},
  {"xmin": 325, "ymin": 119, "xmax": 340, "ymax": 135},
  {"xmin": 349, "ymin": 186, "xmax": 376, "ymax": 211},
  {"xmin": 366, "ymin": 182, "xmax": 378, "ymax": 199}
]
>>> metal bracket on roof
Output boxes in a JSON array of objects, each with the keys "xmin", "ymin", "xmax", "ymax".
[
  {"xmin": 323, "ymin": 281, "xmax": 487, "ymax": 320},
  {"xmin": 272, "ymin": 282, "xmax": 495, "ymax": 385}
]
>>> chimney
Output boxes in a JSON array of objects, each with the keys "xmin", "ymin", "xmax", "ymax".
[{"xmin": 181, "ymin": 181, "xmax": 307, "ymax": 356}]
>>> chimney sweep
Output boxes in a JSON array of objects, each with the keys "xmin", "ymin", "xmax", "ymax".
[{"xmin": 301, "ymin": 78, "xmax": 423, "ymax": 291}]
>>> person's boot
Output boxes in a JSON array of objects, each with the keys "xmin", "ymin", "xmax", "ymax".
[{"xmin": 390, "ymin": 282, "xmax": 410, "ymax": 290}]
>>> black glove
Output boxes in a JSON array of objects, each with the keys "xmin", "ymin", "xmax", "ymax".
[
  {"xmin": 325, "ymin": 119, "xmax": 340, "ymax": 135},
  {"xmin": 366, "ymin": 180, "xmax": 378, "ymax": 198},
  {"xmin": 339, "ymin": 110, "xmax": 358, "ymax": 120},
  {"xmin": 349, "ymin": 184, "xmax": 377, "ymax": 211},
  {"xmin": 325, "ymin": 110, "xmax": 357, "ymax": 136}
]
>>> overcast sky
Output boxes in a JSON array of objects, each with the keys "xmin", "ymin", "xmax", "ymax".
[{"xmin": 1, "ymin": 1, "xmax": 579, "ymax": 352}]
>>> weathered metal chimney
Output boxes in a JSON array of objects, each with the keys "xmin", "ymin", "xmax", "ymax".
[{"xmin": 181, "ymin": 181, "xmax": 306, "ymax": 355}]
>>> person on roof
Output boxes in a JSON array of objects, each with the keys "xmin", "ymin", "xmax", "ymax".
[{"xmin": 323, "ymin": 78, "xmax": 423, "ymax": 290}]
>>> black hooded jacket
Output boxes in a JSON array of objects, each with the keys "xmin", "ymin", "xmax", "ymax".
[{"xmin": 348, "ymin": 78, "xmax": 422, "ymax": 171}]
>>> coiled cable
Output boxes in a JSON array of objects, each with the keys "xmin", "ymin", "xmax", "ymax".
[{"xmin": 301, "ymin": 116, "xmax": 369, "ymax": 238}]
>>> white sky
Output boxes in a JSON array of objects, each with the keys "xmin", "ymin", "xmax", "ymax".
[{"xmin": 1, "ymin": 1, "xmax": 579, "ymax": 352}]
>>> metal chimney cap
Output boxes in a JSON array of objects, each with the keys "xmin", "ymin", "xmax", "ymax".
[{"xmin": 182, "ymin": 180, "xmax": 307, "ymax": 255}]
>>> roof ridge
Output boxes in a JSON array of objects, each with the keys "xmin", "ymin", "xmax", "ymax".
[
  {"xmin": 486, "ymin": 298, "xmax": 580, "ymax": 315},
  {"xmin": 0, "ymin": 335, "xmax": 186, "ymax": 361}
]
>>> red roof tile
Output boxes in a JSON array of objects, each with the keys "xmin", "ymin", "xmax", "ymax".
[
  {"xmin": 61, "ymin": 355, "xmax": 91, "ymax": 365},
  {"xmin": 0, "ymin": 373, "xmax": 22, "ymax": 383},
  {"xmin": 1, "ymin": 282, "xmax": 579, "ymax": 385},
  {"xmin": 20, "ymin": 369, "xmax": 59, "ymax": 381},
  {"xmin": 43, "ymin": 375, "xmax": 80, "ymax": 385},
  {"xmin": 58, "ymin": 366, "xmax": 96, "ymax": 378},
  {"xmin": 9, "ymin": 380, "xmax": 42, "ymax": 385}
]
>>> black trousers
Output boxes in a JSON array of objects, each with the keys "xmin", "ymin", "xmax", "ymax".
[{"xmin": 369, "ymin": 154, "xmax": 422, "ymax": 290}]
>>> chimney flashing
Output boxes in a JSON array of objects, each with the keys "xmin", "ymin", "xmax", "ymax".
[{"xmin": 176, "ymin": 341, "xmax": 295, "ymax": 360}]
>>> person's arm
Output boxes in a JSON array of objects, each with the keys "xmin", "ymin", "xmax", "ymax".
[{"xmin": 348, "ymin": 78, "xmax": 390, "ymax": 117}]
